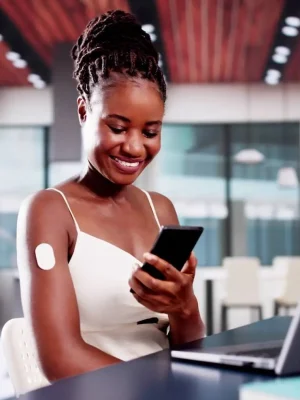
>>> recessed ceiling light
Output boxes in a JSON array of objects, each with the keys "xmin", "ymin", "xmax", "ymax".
[
  {"xmin": 285, "ymin": 16, "xmax": 300, "ymax": 27},
  {"xmin": 142, "ymin": 24, "xmax": 155, "ymax": 34},
  {"xmin": 6, "ymin": 51, "xmax": 20, "ymax": 61},
  {"xmin": 282, "ymin": 26, "xmax": 299, "ymax": 37},
  {"xmin": 266, "ymin": 69, "xmax": 281, "ymax": 78},
  {"xmin": 272, "ymin": 53, "xmax": 288, "ymax": 64},
  {"xmin": 274, "ymin": 46, "xmax": 291, "ymax": 56},
  {"xmin": 33, "ymin": 80, "xmax": 46, "ymax": 89},
  {"xmin": 149, "ymin": 33, "xmax": 157, "ymax": 42},
  {"xmin": 13, "ymin": 59, "xmax": 27, "ymax": 68},
  {"xmin": 27, "ymin": 73, "xmax": 41, "ymax": 83},
  {"xmin": 265, "ymin": 75, "xmax": 279, "ymax": 85}
]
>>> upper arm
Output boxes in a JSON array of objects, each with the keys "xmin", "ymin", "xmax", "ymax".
[
  {"xmin": 17, "ymin": 190, "xmax": 82, "ymax": 371},
  {"xmin": 148, "ymin": 192, "xmax": 179, "ymax": 226}
]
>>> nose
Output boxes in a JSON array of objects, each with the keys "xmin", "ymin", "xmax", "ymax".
[{"xmin": 121, "ymin": 129, "xmax": 145, "ymax": 158}]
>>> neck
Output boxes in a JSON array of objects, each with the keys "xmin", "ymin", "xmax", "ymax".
[{"xmin": 77, "ymin": 161, "xmax": 128, "ymax": 199}]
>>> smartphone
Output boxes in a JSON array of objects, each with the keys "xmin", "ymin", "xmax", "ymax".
[{"xmin": 141, "ymin": 225, "xmax": 204, "ymax": 280}]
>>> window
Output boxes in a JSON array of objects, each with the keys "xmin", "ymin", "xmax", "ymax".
[
  {"xmin": 230, "ymin": 122, "xmax": 300, "ymax": 265},
  {"xmin": 154, "ymin": 124, "xmax": 227, "ymax": 266},
  {"xmin": 0, "ymin": 127, "xmax": 46, "ymax": 268},
  {"xmin": 152, "ymin": 122, "xmax": 300, "ymax": 266}
]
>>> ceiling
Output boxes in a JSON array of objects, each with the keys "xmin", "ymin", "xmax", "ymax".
[
  {"xmin": 0, "ymin": 0, "xmax": 299, "ymax": 87},
  {"xmin": 159, "ymin": 0, "xmax": 284, "ymax": 83}
]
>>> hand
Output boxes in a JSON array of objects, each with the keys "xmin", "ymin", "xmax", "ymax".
[{"xmin": 128, "ymin": 252, "xmax": 199, "ymax": 319}]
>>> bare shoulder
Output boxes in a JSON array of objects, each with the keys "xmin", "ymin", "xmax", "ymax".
[
  {"xmin": 19, "ymin": 189, "xmax": 67, "ymax": 219},
  {"xmin": 17, "ymin": 188, "xmax": 76, "ymax": 240},
  {"xmin": 148, "ymin": 191, "xmax": 179, "ymax": 225}
]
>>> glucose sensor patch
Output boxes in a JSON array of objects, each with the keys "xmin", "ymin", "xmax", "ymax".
[{"xmin": 35, "ymin": 243, "xmax": 56, "ymax": 270}]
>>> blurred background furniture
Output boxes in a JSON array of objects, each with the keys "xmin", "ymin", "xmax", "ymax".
[
  {"xmin": 1, "ymin": 318, "xmax": 49, "ymax": 396},
  {"xmin": 273, "ymin": 257, "xmax": 300, "ymax": 316},
  {"xmin": 220, "ymin": 257, "xmax": 262, "ymax": 331},
  {"xmin": 195, "ymin": 263, "xmax": 286, "ymax": 336}
]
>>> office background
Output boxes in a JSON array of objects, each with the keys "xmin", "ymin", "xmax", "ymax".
[{"xmin": 0, "ymin": 0, "xmax": 300, "ymax": 379}]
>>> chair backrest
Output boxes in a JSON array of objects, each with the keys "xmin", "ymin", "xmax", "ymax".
[
  {"xmin": 0, "ymin": 318, "xmax": 49, "ymax": 396},
  {"xmin": 280, "ymin": 258, "xmax": 300, "ymax": 304},
  {"xmin": 223, "ymin": 257, "xmax": 261, "ymax": 305},
  {"xmin": 273, "ymin": 256, "xmax": 299, "ymax": 273}
]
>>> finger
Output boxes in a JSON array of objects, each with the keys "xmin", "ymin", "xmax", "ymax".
[
  {"xmin": 143, "ymin": 253, "xmax": 182, "ymax": 281},
  {"xmin": 129, "ymin": 275, "xmax": 156, "ymax": 299},
  {"xmin": 133, "ymin": 268, "xmax": 173, "ymax": 293},
  {"xmin": 132, "ymin": 293, "xmax": 158, "ymax": 312},
  {"xmin": 132, "ymin": 293, "xmax": 167, "ymax": 314},
  {"xmin": 181, "ymin": 251, "xmax": 197, "ymax": 274}
]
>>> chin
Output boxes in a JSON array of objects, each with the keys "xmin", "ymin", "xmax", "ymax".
[{"xmin": 109, "ymin": 171, "xmax": 141, "ymax": 186}]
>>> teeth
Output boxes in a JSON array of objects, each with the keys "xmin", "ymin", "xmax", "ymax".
[{"xmin": 114, "ymin": 158, "xmax": 139, "ymax": 167}]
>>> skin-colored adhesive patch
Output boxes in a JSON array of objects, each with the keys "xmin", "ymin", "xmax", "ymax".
[{"xmin": 35, "ymin": 243, "xmax": 56, "ymax": 270}]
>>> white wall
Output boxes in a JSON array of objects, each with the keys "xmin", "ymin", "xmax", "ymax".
[
  {"xmin": 0, "ymin": 87, "xmax": 53, "ymax": 126},
  {"xmin": 165, "ymin": 83, "xmax": 300, "ymax": 123},
  {"xmin": 1, "ymin": 83, "xmax": 300, "ymax": 126}
]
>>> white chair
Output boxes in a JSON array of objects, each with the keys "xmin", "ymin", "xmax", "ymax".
[
  {"xmin": 0, "ymin": 318, "xmax": 49, "ymax": 396},
  {"xmin": 273, "ymin": 257, "xmax": 300, "ymax": 315},
  {"xmin": 273, "ymin": 256, "xmax": 297, "ymax": 273},
  {"xmin": 221, "ymin": 257, "xmax": 262, "ymax": 331}
]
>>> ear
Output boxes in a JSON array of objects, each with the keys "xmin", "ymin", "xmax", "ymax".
[{"xmin": 77, "ymin": 96, "xmax": 87, "ymax": 126}]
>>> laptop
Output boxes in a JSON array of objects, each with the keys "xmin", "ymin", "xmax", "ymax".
[{"xmin": 171, "ymin": 302, "xmax": 300, "ymax": 376}]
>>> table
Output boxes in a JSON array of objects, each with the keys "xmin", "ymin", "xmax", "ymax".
[
  {"xmin": 6, "ymin": 316, "xmax": 292, "ymax": 400},
  {"xmin": 200, "ymin": 267, "xmax": 285, "ymax": 335}
]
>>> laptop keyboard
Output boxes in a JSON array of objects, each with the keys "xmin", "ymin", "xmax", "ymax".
[{"xmin": 228, "ymin": 346, "xmax": 281, "ymax": 359}]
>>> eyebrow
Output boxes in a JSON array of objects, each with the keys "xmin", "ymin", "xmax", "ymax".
[{"xmin": 106, "ymin": 114, "xmax": 162, "ymax": 126}]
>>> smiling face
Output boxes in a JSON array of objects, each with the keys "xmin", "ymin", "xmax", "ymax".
[{"xmin": 78, "ymin": 75, "xmax": 164, "ymax": 186}]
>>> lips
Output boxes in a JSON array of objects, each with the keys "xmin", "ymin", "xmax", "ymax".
[{"xmin": 110, "ymin": 156, "xmax": 144, "ymax": 174}]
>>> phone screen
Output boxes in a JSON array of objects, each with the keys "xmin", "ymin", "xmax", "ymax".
[{"xmin": 141, "ymin": 225, "xmax": 204, "ymax": 280}]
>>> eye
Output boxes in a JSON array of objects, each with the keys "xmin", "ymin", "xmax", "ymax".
[
  {"xmin": 143, "ymin": 131, "xmax": 158, "ymax": 139},
  {"xmin": 109, "ymin": 126, "xmax": 125, "ymax": 134}
]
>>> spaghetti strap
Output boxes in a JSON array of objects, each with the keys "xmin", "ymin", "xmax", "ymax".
[
  {"xmin": 47, "ymin": 188, "xmax": 80, "ymax": 232},
  {"xmin": 141, "ymin": 189, "xmax": 160, "ymax": 229}
]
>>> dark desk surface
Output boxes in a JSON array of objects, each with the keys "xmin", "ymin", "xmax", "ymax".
[{"xmin": 8, "ymin": 316, "xmax": 292, "ymax": 400}]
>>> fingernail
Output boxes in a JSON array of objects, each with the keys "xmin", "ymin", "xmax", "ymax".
[
  {"xmin": 144, "ymin": 252, "xmax": 154, "ymax": 261},
  {"xmin": 132, "ymin": 263, "xmax": 140, "ymax": 273}
]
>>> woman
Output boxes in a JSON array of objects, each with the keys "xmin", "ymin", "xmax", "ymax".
[{"xmin": 17, "ymin": 10, "xmax": 205, "ymax": 382}]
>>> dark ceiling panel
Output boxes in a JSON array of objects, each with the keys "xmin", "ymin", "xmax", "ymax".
[
  {"xmin": 0, "ymin": 3, "xmax": 50, "ymax": 83},
  {"xmin": 284, "ymin": 39, "xmax": 300, "ymax": 81},
  {"xmin": 128, "ymin": 0, "xmax": 170, "ymax": 80},
  {"xmin": 0, "ymin": 41, "xmax": 31, "ymax": 86},
  {"xmin": 230, "ymin": 0, "xmax": 284, "ymax": 83},
  {"xmin": 0, "ymin": 0, "xmax": 52, "ymax": 64},
  {"xmin": 263, "ymin": 0, "xmax": 300, "ymax": 83}
]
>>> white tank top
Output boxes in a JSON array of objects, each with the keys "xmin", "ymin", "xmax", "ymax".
[{"xmin": 49, "ymin": 188, "xmax": 169, "ymax": 361}]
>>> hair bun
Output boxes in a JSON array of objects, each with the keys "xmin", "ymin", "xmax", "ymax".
[
  {"xmin": 104, "ymin": 9, "xmax": 138, "ymax": 25},
  {"xmin": 96, "ymin": 10, "xmax": 144, "ymax": 42},
  {"xmin": 72, "ymin": 9, "xmax": 166, "ymax": 102}
]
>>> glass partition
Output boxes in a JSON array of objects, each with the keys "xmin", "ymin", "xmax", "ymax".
[
  {"xmin": 154, "ymin": 122, "xmax": 300, "ymax": 266},
  {"xmin": 0, "ymin": 126, "xmax": 46, "ymax": 268}
]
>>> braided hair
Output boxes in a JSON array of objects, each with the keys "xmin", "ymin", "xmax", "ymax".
[{"xmin": 71, "ymin": 10, "xmax": 166, "ymax": 104}]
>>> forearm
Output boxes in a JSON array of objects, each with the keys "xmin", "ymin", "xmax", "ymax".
[
  {"xmin": 41, "ymin": 340, "xmax": 121, "ymax": 382},
  {"xmin": 168, "ymin": 296, "xmax": 206, "ymax": 347}
]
